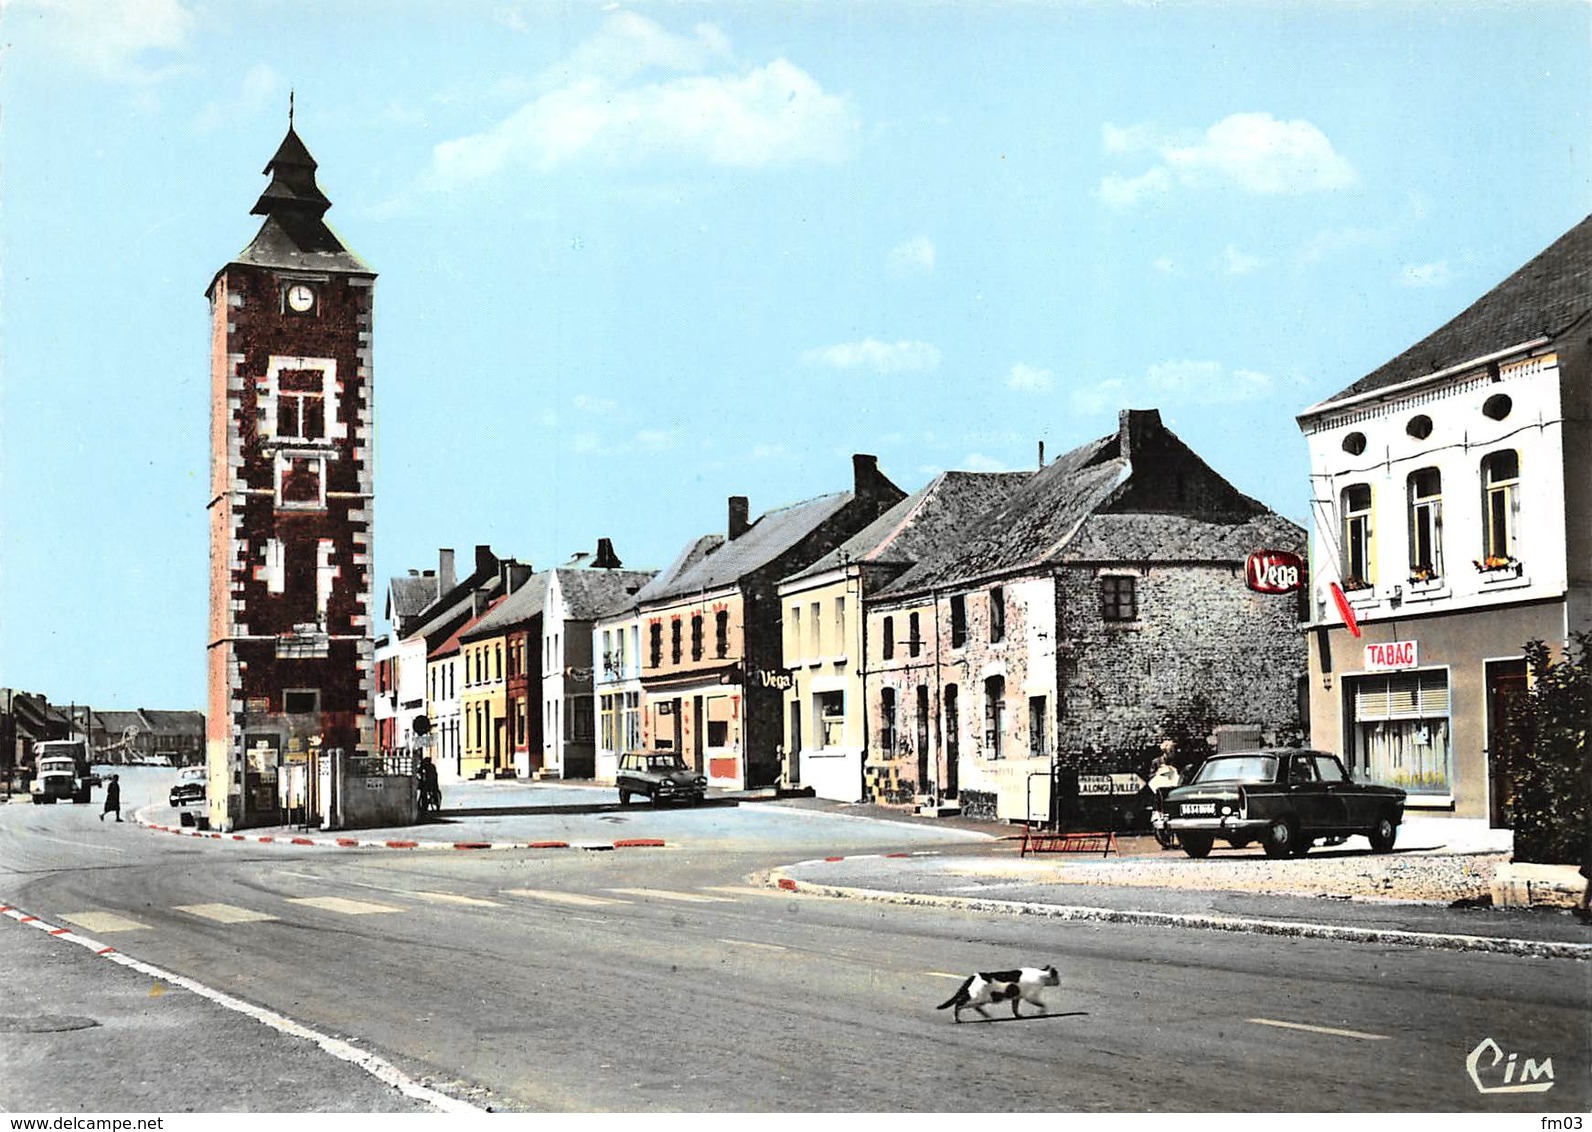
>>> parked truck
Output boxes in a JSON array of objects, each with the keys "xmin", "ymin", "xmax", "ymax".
[{"xmin": 30, "ymin": 738, "xmax": 95, "ymax": 804}]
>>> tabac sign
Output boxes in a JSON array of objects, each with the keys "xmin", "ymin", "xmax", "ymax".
[
  {"xmin": 1245, "ymin": 549, "xmax": 1305, "ymax": 594},
  {"xmin": 1364, "ymin": 640, "xmax": 1418, "ymax": 670}
]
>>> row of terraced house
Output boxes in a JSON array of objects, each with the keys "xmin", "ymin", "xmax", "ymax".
[{"xmin": 375, "ymin": 214, "xmax": 1590, "ymax": 827}]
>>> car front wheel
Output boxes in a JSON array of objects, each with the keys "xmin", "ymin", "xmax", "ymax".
[
  {"xmin": 1263, "ymin": 818, "xmax": 1296, "ymax": 859},
  {"xmin": 1180, "ymin": 832, "xmax": 1213, "ymax": 858},
  {"xmin": 1368, "ymin": 813, "xmax": 1398, "ymax": 853},
  {"xmin": 618, "ymin": 790, "xmax": 631, "ymax": 806}
]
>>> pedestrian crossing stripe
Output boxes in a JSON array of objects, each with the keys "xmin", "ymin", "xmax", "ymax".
[
  {"xmin": 413, "ymin": 891, "xmax": 502, "ymax": 907},
  {"xmin": 285, "ymin": 896, "xmax": 403, "ymax": 915},
  {"xmin": 176, "ymin": 903, "xmax": 279, "ymax": 924},
  {"xmin": 605, "ymin": 888, "xmax": 736, "ymax": 903},
  {"xmin": 701, "ymin": 885, "xmax": 787, "ymax": 898},
  {"xmin": 58, "ymin": 911, "xmax": 150, "ymax": 933},
  {"xmin": 502, "ymin": 889, "xmax": 625, "ymax": 907}
]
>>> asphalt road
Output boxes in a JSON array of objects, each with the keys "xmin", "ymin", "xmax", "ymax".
[{"xmin": 2, "ymin": 768, "xmax": 1586, "ymax": 1113}]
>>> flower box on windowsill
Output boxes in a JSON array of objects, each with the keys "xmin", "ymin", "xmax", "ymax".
[{"xmin": 1473, "ymin": 556, "xmax": 1522, "ymax": 577}]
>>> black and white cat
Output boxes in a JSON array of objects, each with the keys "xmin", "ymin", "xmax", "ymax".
[{"xmin": 936, "ymin": 965, "xmax": 1059, "ymax": 1023}]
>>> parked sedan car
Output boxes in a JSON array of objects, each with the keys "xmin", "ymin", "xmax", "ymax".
[
  {"xmin": 169, "ymin": 766, "xmax": 207, "ymax": 807},
  {"xmin": 1163, "ymin": 748, "xmax": 1405, "ymax": 859},
  {"xmin": 616, "ymin": 751, "xmax": 707, "ymax": 806}
]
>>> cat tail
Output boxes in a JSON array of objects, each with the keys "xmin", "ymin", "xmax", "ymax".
[{"xmin": 936, "ymin": 976, "xmax": 974, "ymax": 1009}]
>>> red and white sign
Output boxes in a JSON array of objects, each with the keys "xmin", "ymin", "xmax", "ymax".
[
  {"xmin": 1364, "ymin": 640, "xmax": 1418, "ymax": 670},
  {"xmin": 1245, "ymin": 549, "xmax": 1306, "ymax": 594}
]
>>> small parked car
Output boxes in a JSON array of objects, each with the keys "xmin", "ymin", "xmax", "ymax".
[
  {"xmin": 616, "ymin": 751, "xmax": 707, "ymax": 806},
  {"xmin": 169, "ymin": 766, "xmax": 207, "ymax": 807},
  {"xmin": 1163, "ymin": 748, "xmax": 1405, "ymax": 859}
]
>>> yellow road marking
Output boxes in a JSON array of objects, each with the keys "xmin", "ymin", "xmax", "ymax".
[
  {"xmin": 1248, "ymin": 1018, "xmax": 1389, "ymax": 1041},
  {"xmin": 286, "ymin": 896, "xmax": 403, "ymax": 916},
  {"xmin": 58, "ymin": 911, "xmax": 149, "ymax": 933},
  {"xmin": 413, "ymin": 891, "xmax": 502, "ymax": 908},
  {"xmin": 503, "ymin": 889, "xmax": 626, "ymax": 907},
  {"xmin": 606, "ymin": 888, "xmax": 735, "ymax": 903},
  {"xmin": 176, "ymin": 903, "xmax": 278, "ymax": 924}
]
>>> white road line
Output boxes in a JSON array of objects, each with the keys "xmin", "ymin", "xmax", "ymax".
[
  {"xmin": 412, "ymin": 891, "xmax": 502, "ymax": 908},
  {"xmin": 716, "ymin": 938, "xmax": 786, "ymax": 951},
  {"xmin": 701, "ymin": 885, "xmax": 791, "ymax": 898},
  {"xmin": 502, "ymin": 889, "xmax": 627, "ymax": 907},
  {"xmin": 605, "ymin": 888, "xmax": 735, "ymax": 903},
  {"xmin": 1248, "ymin": 1018, "xmax": 1390, "ymax": 1041},
  {"xmin": 285, "ymin": 896, "xmax": 403, "ymax": 916},
  {"xmin": 58, "ymin": 911, "xmax": 150, "ymax": 933},
  {"xmin": 176, "ymin": 903, "xmax": 279, "ymax": 924},
  {"xmin": 925, "ymin": 971, "xmax": 965, "ymax": 980},
  {"xmin": 31, "ymin": 835, "xmax": 127, "ymax": 854}
]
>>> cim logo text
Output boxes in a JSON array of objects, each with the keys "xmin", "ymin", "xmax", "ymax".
[{"xmin": 1467, "ymin": 1037, "xmax": 1555, "ymax": 1094}]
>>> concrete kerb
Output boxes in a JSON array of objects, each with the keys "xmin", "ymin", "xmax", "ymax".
[{"xmin": 765, "ymin": 867, "xmax": 1592, "ymax": 962}]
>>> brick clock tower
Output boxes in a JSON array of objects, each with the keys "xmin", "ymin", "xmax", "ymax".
[{"xmin": 206, "ymin": 115, "xmax": 376, "ymax": 831}]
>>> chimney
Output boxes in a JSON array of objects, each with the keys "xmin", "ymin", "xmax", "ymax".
[
  {"xmin": 593, "ymin": 538, "xmax": 623, "ymax": 569},
  {"xmin": 438, "ymin": 548, "xmax": 456, "ymax": 592},
  {"xmin": 1118, "ymin": 408, "xmax": 1164, "ymax": 458},
  {"xmin": 502, "ymin": 559, "xmax": 534, "ymax": 594},
  {"xmin": 1038, "ymin": 440, "xmax": 1045, "ymax": 468},
  {"xmin": 728, "ymin": 496, "xmax": 751, "ymax": 540},
  {"xmin": 473, "ymin": 544, "xmax": 497, "ymax": 580},
  {"xmin": 565, "ymin": 551, "xmax": 591, "ymax": 567}
]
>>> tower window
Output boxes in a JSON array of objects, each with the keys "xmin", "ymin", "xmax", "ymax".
[{"xmin": 276, "ymin": 368, "xmax": 326, "ymax": 441}]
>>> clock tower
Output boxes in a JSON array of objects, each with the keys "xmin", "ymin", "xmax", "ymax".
[{"xmin": 206, "ymin": 114, "xmax": 376, "ymax": 830}]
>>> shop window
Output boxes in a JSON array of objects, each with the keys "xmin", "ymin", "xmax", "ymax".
[
  {"xmin": 989, "ymin": 587, "xmax": 1005, "ymax": 642},
  {"xmin": 707, "ymin": 696, "xmax": 733, "ymax": 749},
  {"xmin": 882, "ymin": 616, "xmax": 895, "ymax": 660},
  {"xmin": 1480, "ymin": 450, "xmax": 1519, "ymax": 563},
  {"xmin": 817, "ymin": 691, "xmax": 844, "ymax": 747},
  {"xmin": 950, "ymin": 595, "xmax": 967, "ymax": 647},
  {"xmin": 1100, "ymin": 575, "xmax": 1137, "ymax": 621},
  {"xmin": 1341, "ymin": 483, "xmax": 1373, "ymax": 590},
  {"xmin": 1350, "ymin": 671, "xmax": 1451, "ymax": 795},
  {"xmin": 1407, "ymin": 468, "xmax": 1443, "ymax": 581}
]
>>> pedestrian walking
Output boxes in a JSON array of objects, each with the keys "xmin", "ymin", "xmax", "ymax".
[{"xmin": 100, "ymin": 774, "xmax": 122, "ymax": 822}]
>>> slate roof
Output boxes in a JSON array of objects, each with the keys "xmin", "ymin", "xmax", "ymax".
[
  {"xmin": 431, "ymin": 594, "xmax": 509, "ymax": 659},
  {"xmin": 557, "ymin": 569, "xmax": 657, "ymax": 620},
  {"xmin": 638, "ymin": 493, "xmax": 852, "ymax": 604},
  {"xmin": 139, "ymin": 710, "xmax": 204, "ymax": 733},
  {"xmin": 630, "ymin": 535, "xmax": 725, "ymax": 606},
  {"xmin": 459, "ymin": 574, "xmax": 547, "ymax": 642},
  {"xmin": 95, "ymin": 710, "xmax": 149, "ymax": 734},
  {"xmin": 881, "ymin": 411, "xmax": 1283, "ymax": 596},
  {"xmin": 789, "ymin": 471, "xmax": 1033, "ymax": 584},
  {"xmin": 408, "ymin": 576, "xmax": 506, "ymax": 646},
  {"xmin": 1311, "ymin": 213, "xmax": 1592, "ymax": 410},
  {"xmin": 388, "ymin": 574, "xmax": 442, "ymax": 623}
]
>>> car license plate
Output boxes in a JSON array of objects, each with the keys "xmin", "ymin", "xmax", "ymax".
[{"xmin": 1181, "ymin": 803, "xmax": 1216, "ymax": 815}]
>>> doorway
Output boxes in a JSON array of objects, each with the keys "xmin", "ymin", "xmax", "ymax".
[{"xmin": 1485, "ymin": 658, "xmax": 1528, "ymax": 829}]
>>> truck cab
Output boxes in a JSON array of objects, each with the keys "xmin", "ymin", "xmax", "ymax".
[{"xmin": 30, "ymin": 739, "xmax": 95, "ymax": 805}]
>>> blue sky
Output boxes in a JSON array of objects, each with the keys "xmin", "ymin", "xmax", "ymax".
[{"xmin": 2, "ymin": 1, "xmax": 1587, "ymax": 711}]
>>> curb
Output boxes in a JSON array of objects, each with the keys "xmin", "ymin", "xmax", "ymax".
[
  {"xmin": 766, "ymin": 869, "xmax": 1592, "ymax": 962},
  {"xmin": 0, "ymin": 902, "xmax": 484, "ymax": 1113},
  {"xmin": 137, "ymin": 818, "xmax": 665, "ymax": 853}
]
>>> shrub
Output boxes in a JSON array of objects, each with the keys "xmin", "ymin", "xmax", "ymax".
[{"xmin": 1497, "ymin": 634, "xmax": 1591, "ymax": 864}]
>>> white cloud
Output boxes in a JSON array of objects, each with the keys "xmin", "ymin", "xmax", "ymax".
[
  {"xmin": 1219, "ymin": 245, "xmax": 1264, "ymax": 275},
  {"xmin": 1006, "ymin": 363, "xmax": 1054, "ymax": 394},
  {"xmin": 1147, "ymin": 360, "xmax": 1274, "ymax": 403},
  {"xmin": 1099, "ymin": 112, "xmax": 1357, "ymax": 209},
  {"xmin": 14, "ymin": 0, "xmax": 195, "ymax": 82},
  {"xmin": 194, "ymin": 63, "xmax": 283, "ymax": 132},
  {"xmin": 888, "ymin": 235, "xmax": 936, "ymax": 276},
  {"xmin": 423, "ymin": 13, "xmax": 855, "ymax": 187},
  {"xmin": 1400, "ymin": 261, "xmax": 1451, "ymax": 287},
  {"xmin": 636, "ymin": 429, "xmax": 678, "ymax": 450},
  {"xmin": 1301, "ymin": 225, "xmax": 1385, "ymax": 265},
  {"xmin": 573, "ymin": 394, "xmax": 618, "ymax": 414},
  {"xmin": 749, "ymin": 443, "xmax": 790, "ymax": 461},
  {"xmin": 1153, "ymin": 256, "xmax": 1179, "ymax": 276},
  {"xmin": 572, "ymin": 431, "xmax": 604, "ymax": 453},
  {"xmin": 802, "ymin": 338, "xmax": 941, "ymax": 374},
  {"xmin": 960, "ymin": 453, "xmax": 1009, "ymax": 472},
  {"xmin": 1068, "ymin": 377, "xmax": 1132, "ymax": 417}
]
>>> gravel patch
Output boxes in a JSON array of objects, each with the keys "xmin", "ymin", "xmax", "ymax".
[{"xmin": 939, "ymin": 851, "xmax": 1507, "ymax": 904}]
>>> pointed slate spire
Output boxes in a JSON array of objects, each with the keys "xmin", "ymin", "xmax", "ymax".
[{"xmin": 251, "ymin": 118, "xmax": 332, "ymax": 220}]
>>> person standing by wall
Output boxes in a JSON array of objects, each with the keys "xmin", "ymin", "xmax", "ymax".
[{"xmin": 100, "ymin": 774, "xmax": 121, "ymax": 822}]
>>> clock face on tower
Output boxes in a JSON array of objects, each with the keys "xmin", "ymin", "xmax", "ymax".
[{"xmin": 285, "ymin": 283, "xmax": 316, "ymax": 313}]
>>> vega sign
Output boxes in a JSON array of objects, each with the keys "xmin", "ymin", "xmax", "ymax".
[{"xmin": 1245, "ymin": 549, "xmax": 1306, "ymax": 594}]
